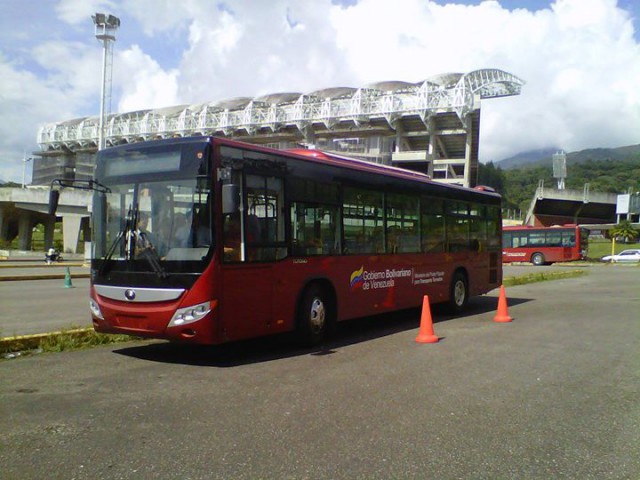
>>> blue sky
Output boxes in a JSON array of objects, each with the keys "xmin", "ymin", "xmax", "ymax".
[{"xmin": 1, "ymin": 0, "xmax": 639, "ymax": 182}]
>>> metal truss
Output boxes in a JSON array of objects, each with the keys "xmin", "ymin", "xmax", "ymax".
[{"xmin": 37, "ymin": 69, "xmax": 523, "ymax": 152}]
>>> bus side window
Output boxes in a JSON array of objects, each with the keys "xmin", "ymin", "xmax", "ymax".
[
  {"xmin": 290, "ymin": 203, "xmax": 339, "ymax": 256},
  {"xmin": 421, "ymin": 197, "xmax": 445, "ymax": 253},
  {"xmin": 502, "ymin": 232, "xmax": 512, "ymax": 248},
  {"xmin": 245, "ymin": 174, "xmax": 285, "ymax": 262},
  {"xmin": 343, "ymin": 187, "xmax": 383, "ymax": 255},
  {"xmin": 562, "ymin": 233, "xmax": 575, "ymax": 246}
]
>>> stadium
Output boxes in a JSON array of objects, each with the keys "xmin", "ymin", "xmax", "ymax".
[{"xmin": 35, "ymin": 68, "xmax": 524, "ymax": 189}]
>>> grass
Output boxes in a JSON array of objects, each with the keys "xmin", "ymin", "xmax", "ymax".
[
  {"xmin": 503, "ymin": 269, "xmax": 587, "ymax": 287},
  {"xmin": 39, "ymin": 329, "xmax": 138, "ymax": 353},
  {"xmin": 587, "ymin": 240, "xmax": 640, "ymax": 261},
  {"xmin": 1, "ymin": 327, "xmax": 140, "ymax": 357}
]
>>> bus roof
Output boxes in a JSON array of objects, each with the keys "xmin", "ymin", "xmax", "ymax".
[
  {"xmin": 99, "ymin": 136, "xmax": 501, "ymax": 203},
  {"xmin": 213, "ymin": 137, "xmax": 502, "ymax": 202},
  {"xmin": 503, "ymin": 224, "xmax": 579, "ymax": 231}
]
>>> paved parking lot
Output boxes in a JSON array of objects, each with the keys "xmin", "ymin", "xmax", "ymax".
[{"xmin": 1, "ymin": 265, "xmax": 639, "ymax": 479}]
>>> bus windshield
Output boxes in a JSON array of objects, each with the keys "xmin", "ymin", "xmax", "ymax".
[{"xmin": 91, "ymin": 141, "xmax": 212, "ymax": 287}]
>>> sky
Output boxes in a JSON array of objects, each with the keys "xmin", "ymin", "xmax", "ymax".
[{"xmin": 1, "ymin": 0, "xmax": 639, "ymax": 183}]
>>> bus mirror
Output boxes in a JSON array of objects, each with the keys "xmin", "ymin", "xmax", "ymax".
[
  {"xmin": 222, "ymin": 184, "xmax": 239, "ymax": 214},
  {"xmin": 48, "ymin": 189, "xmax": 60, "ymax": 216}
]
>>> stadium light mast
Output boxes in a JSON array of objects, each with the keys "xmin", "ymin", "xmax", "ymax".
[{"xmin": 92, "ymin": 13, "xmax": 120, "ymax": 151}]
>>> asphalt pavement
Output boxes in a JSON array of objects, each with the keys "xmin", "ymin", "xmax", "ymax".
[
  {"xmin": 0, "ymin": 265, "xmax": 638, "ymax": 479},
  {"xmin": 0, "ymin": 259, "xmax": 591, "ymax": 338}
]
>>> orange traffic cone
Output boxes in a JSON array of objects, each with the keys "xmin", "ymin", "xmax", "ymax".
[
  {"xmin": 493, "ymin": 285, "xmax": 513, "ymax": 323},
  {"xmin": 416, "ymin": 295, "xmax": 439, "ymax": 343}
]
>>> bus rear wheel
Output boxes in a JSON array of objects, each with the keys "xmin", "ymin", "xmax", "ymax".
[
  {"xmin": 297, "ymin": 284, "xmax": 332, "ymax": 346},
  {"xmin": 448, "ymin": 271, "xmax": 469, "ymax": 313},
  {"xmin": 531, "ymin": 252, "xmax": 546, "ymax": 266}
]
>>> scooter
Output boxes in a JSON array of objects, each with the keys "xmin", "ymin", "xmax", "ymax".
[{"xmin": 45, "ymin": 249, "xmax": 63, "ymax": 264}]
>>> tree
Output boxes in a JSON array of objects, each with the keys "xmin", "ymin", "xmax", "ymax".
[
  {"xmin": 609, "ymin": 220, "xmax": 639, "ymax": 243},
  {"xmin": 478, "ymin": 162, "xmax": 506, "ymax": 194}
]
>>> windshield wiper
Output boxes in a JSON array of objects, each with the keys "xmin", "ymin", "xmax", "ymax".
[
  {"xmin": 137, "ymin": 244, "xmax": 168, "ymax": 279},
  {"xmin": 98, "ymin": 203, "xmax": 137, "ymax": 277}
]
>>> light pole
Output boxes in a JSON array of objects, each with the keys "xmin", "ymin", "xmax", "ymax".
[
  {"xmin": 92, "ymin": 13, "xmax": 120, "ymax": 151},
  {"xmin": 22, "ymin": 153, "xmax": 33, "ymax": 188}
]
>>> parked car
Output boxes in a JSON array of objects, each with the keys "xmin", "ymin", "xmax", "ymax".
[{"xmin": 601, "ymin": 249, "xmax": 640, "ymax": 263}]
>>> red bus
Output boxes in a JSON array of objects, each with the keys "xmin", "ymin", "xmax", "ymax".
[
  {"xmin": 502, "ymin": 224, "xmax": 588, "ymax": 265},
  {"xmin": 86, "ymin": 137, "xmax": 502, "ymax": 345}
]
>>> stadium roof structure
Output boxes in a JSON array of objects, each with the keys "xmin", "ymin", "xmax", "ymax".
[{"xmin": 36, "ymin": 68, "xmax": 524, "ymax": 187}]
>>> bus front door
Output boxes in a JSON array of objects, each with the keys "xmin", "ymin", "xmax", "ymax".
[{"xmin": 219, "ymin": 173, "xmax": 285, "ymax": 341}]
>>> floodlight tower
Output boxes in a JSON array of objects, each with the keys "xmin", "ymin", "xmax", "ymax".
[
  {"xmin": 552, "ymin": 150, "xmax": 567, "ymax": 190},
  {"xmin": 92, "ymin": 13, "xmax": 120, "ymax": 151}
]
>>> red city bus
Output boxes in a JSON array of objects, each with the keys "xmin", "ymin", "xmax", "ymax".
[
  {"xmin": 87, "ymin": 137, "xmax": 502, "ymax": 345},
  {"xmin": 502, "ymin": 224, "xmax": 588, "ymax": 265}
]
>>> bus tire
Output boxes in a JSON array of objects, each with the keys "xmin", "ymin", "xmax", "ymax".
[
  {"xmin": 448, "ymin": 271, "xmax": 469, "ymax": 313},
  {"xmin": 296, "ymin": 284, "xmax": 332, "ymax": 346},
  {"xmin": 531, "ymin": 252, "xmax": 546, "ymax": 266}
]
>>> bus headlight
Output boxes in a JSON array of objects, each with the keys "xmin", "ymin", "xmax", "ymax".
[
  {"xmin": 168, "ymin": 301, "xmax": 212, "ymax": 327},
  {"xmin": 89, "ymin": 298, "xmax": 104, "ymax": 320}
]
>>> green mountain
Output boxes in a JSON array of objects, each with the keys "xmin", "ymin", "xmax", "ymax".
[
  {"xmin": 480, "ymin": 143, "xmax": 640, "ymax": 212},
  {"xmin": 496, "ymin": 144, "xmax": 640, "ymax": 170}
]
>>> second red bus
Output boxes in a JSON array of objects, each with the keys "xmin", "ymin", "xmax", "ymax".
[{"xmin": 502, "ymin": 224, "xmax": 588, "ymax": 265}]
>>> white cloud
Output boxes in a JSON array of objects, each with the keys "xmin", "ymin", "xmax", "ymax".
[
  {"xmin": 171, "ymin": 0, "xmax": 357, "ymax": 103},
  {"xmin": 31, "ymin": 41, "xmax": 101, "ymax": 102},
  {"xmin": 330, "ymin": 0, "xmax": 640, "ymax": 160},
  {"xmin": 55, "ymin": 0, "xmax": 118, "ymax": 25},
  {"xmin": 0, "ymin": 39, "xmax": 100, "ymax": 182},
  {"xmin": 116, "ymin": 45, "xmax": 180, "ymax": 111},
  {"xmin": 1, "ymin": 0, "xmax": 640, "ymax": 183}
]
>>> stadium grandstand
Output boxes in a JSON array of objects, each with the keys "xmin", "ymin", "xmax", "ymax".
[{"xmin": 35, "ymin": 68, "xmax": 524, "ymax": 189}]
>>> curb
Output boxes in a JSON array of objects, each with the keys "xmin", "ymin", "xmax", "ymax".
[
  {"xmin": 0, "ymin": 262, "xmax": 86, "ymax": 269},
  {"xmin": 0, "ymin": 273, "xmax": 91, "ymax": 282},
  {"xmin": 1, "ymin": 328, "xmax": 94, "ymax": 355}
]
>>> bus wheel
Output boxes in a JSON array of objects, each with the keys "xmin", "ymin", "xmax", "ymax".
[
  {"xmin": 297, "ymin": 284, "xmax": 331, "ymax": 346},
  {"xmin": 448, "ymin": 271, "xmax": 468, "ymax": 313},
  {"xmin": 531, "ymin": 252, "xmax": 546, "ymax": 266}
]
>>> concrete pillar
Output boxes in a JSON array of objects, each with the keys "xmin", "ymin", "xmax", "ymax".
[
  {"xmin": 81, "ymin": 217, "xmax": 92, "ymax": 262},
  {"xmin": 427, "ymin": 117, "xmax": 436, "ymax": 178},
  {"xmin": 18, "ymin": 211, "xmax": 33, "ymax": 251},
  {"xmin": 62, "ymin": 215, "xmax": 82, "ymax": 253},
  {"xmin": 303, "ymin": 125, "xmax": 316, "ymax": 147},
  {"xmin": 394, "ymin": 122, "xmax": 404, "ymax": 152},
  {"xmin": 44, "ymin": 216, "xmax": 56, "ymax": 250},
  {"xmin": 81, "ymin": 216, "xmax": 91, "ymax": 242},
  {"xmin": 0, "ymin": 205, "xmax": 8, "ymax": 242},
  {"xmin": 463, "ymin": 114, "xmax": 472, "ymax": 189}
]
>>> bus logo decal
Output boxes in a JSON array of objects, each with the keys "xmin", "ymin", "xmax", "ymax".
[{"xmin": 350, "ymin": 266, "xmax": 365, "ymax": 289}]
